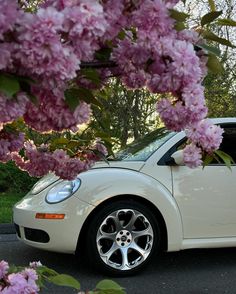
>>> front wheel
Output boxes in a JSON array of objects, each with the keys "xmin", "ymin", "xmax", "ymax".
[{"xmin": 86, "ymin": 200, "xmax": 161, "ymax": 276}]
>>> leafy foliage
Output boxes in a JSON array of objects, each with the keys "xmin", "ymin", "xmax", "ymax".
[
  {"xmin": 0, "ymin": 161, "xmax": 37, "ymax": 193},
  {"xmin": 0, "ymin": 74, "xmax": 20, "ymax": 97}
]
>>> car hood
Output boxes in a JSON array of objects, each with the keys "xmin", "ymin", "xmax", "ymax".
[{"xmin": 91, "ymin": 161, "xmax": 145, "ymax": 171}]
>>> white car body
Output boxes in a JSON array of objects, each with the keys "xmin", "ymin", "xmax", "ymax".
[{"xmin": 13, "ymin": 117, "xmax": 236, "ymax": 274}]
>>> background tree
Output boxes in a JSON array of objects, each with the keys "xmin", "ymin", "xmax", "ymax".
[
  {"xmin": 180, "ymin": 0, "xmax": 236, "ymax": 117},
  {"xmin": 85, "ymin": 80, "xmax": 158, "ymax": 150}
]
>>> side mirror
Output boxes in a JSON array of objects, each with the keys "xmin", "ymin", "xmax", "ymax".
[{"xmin": 171, "ymin": 150, "xmax": 184, "ymax": 165}]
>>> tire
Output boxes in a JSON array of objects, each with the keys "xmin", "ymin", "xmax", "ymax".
[{"xmin": 85, "ymin": 199, "xmax": 161, "ymax": 276}]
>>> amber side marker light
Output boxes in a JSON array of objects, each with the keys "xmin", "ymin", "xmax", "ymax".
[{"xmin": 35, "ymin": 213, "xmax": 65, "ymax": 220}]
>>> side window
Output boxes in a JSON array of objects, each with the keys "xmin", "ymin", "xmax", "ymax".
[
  {"xmin": 159, "ymin": 124, "xmax": 236, "ymax": 166},
  {"xmin": 218, "ymin": 127, "xmax": 236, "ymax": 163}
]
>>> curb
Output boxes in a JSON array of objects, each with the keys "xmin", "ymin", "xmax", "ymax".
[{"xmin": 0, "ymin": 223, "xmax": 15, "ymax": 234}]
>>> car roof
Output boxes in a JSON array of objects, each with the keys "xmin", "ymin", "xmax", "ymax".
[{"xmin": 210, "ymin": 117, "xmax": 236, "ymax": 124}]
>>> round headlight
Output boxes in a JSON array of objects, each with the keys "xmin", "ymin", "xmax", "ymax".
[{"xmin": 46, "ymin": 178, "xmax": 81, "ymax": 204}]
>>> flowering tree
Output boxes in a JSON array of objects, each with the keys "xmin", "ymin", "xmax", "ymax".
[{"xmin": 0, "ymin": 0, "xmax": 235, "ymax": 178}]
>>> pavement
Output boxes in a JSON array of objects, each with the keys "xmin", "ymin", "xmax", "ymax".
[{"xmin": 0, "ymin": 223, "xmax": 15, "ymax": 234}]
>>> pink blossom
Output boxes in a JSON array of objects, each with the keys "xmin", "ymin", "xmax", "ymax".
[
  {"xmin": 62, "ymin": 0, "xmax": 108, "ymax": 61},
  {"xmin": 0, "ymin": 0, "xmax": 19, "ymax": 39},
  {"xmin": 54, "ymin": 157, "xmax": 88, "ymax": 180},
  {"xmin": 164, "ymin": 0, "xmax": 180, "ymax": 8},
  {"xmin": 14, "ymin": 7, "xmax": 80, "ymax": 87},
  {"xmin": 102, "ymin": 0, "xmax": 127, "ymax": 41},
  {"xmin": 22, "ymin": 268, "xmax": 38, "ymax": 281},
  {"xmin": 112, "ymin": 38, "xmax": 150, "ymax": 89},
  {"xmin": 0, "ymin": 92, "xmax": 28, "ymax": 125},
  {"xmin": 183, "ymin": 144, "xmax": 202, "ymax": 168},
  {"xmin": 0, "ymin": 260, "xmax": 40, "ymax": 293},
  {"xmin": 0, "ymin": 260, "xmax": 9, "ymax": 279},
  {"xmin": 157, "ymin": 99, "xmax": 189, "ymax": 131},
  {"xmin": 24, "ymin": 89, "xmax": 91, "ymax": 132},
  {"xmin": 2, "ymin": 273, "xmax": 27, "ymax": 294},
  {"xmin": 177, "ymin": 30, "xmax": 200, "ymax": 44},
  {"xmin": 29, "ymin": 261, "xmax": 42, "ymax": 269},
  {"xmin": 0, "ymin": 131, "xmax": 24, "ymax": 162},
  {"xmin": 0, "ymin": 43, "xmax": 13, "ymax": 70},
  {"xmin": 12, "ymin": 143, "xmax": 92, "ymax": 180},
  {"xmin": 186, "ymin": 120, "xmax": 223, "ymax": 153},
  {"xmin": 132, "ymin": 0, "xmax": 174, "ymax": 40},
  {"xmin": 168, "ymin": 40, "xmax": 202, "ymax": 83},
  {"xmin": 13, "ymin": 142, "xmax": 56, "ymax": 177},
  {"xmin": 94, "ymin": 141, "xmax": 108, "ymax": 156}
]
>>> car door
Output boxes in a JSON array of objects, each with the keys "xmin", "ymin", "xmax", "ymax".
[{"xmin": 172, "ymin": 124, "xmax": 236, "ymax": 239}]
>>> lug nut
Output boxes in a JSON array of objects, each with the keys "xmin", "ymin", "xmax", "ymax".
[
  {"xmin": 121, "ymin": 243, "xmax": 124, "ymax": 246},
  {"xmin": 117, "ymin": 238, "xmax": 120, "ymax": 241}
]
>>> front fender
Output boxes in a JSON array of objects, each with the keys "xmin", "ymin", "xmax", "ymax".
[{"xmin": 75, "ymin": 168, "xmax": 183, "ymax": 251}]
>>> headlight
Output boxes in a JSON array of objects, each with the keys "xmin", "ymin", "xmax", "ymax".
[
  {"xmin": 46, "ymin": 178, "xmax": 81, "ymax": 204},
  {"xmin": 31, "ymin": 173, "xmax": 59, "ymax": 195}
]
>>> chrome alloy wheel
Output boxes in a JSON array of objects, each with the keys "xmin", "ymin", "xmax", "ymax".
[{"xmin": 96, "ymin": 209, "xmax": 154, "ymax": 271}]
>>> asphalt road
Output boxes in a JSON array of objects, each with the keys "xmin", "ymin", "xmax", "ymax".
[{"xmin": 1, "ymin": 234, "xmax": 236, "ymax": 294}]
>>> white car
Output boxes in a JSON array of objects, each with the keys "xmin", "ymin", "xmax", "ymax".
[{"xmin": 14, "ymin": 117, "xmax": 236, "ymax": 275}]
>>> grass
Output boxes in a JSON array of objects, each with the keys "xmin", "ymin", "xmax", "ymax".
[{"xmin": 0, "ymin": 192, "xmax": 25, "ymax": 223}]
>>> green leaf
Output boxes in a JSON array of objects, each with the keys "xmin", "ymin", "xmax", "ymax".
[
  {"xmin": 66, "ymin": 140, "xmax": 81, "ymax": 149},
  {"xmin": 202, "ymin": 30, "xmax": 235, "ymax": 47},
  {"xmin": 95, "ymin": 47, "xmax": 112, "ymax": 61},
  {"xmin": 80, "ymin": 68, "xmax": 101, "ymax": 86},
  {"xmin": 117, "ymin": 30, "xmax": 126, "ymax": 40},
  {"xmin": 96, "ymin": 280, "xmax": 125, "ymax": 294},
  {"xmin": 95, "ymin": 132, "xmax": 114, "ymax": 144},
  {"xmin": 64, "ymin": 90, "xmax": 80, "ymax": 111},
  {"xmin": 201, "ymin": 11, "xmax": 222, "ymax": 26},
  {"xmin": 52, "ymin": 138, "xmax": 70, "ymax": 145},
  {"xmin": 36, "ymin": 266, "xmax": 58, "ymax": 277},
  {"xmin": 48, "ymin": 274, "xmax": 80, "ymax": 290},
  {"xmin": 207, "ymin": 53, "xmax": 224, "ymax": 73},
  {"xmin": 203, "ymin": 154, "xmax": 214, "ymax": 168},
  {"xmin": 196, "ymin": 44, "xmax": 221, "ymax": 56},
  {"xmin": 8, "ymin": 265, "xmax": 18, "ymax": 273},
  {"xmin": 65, "ymin": 88, "xmax": 102, "ymax": 111},
  {"xmin": 217, "ymin": 18, "xmax": 236, "ymax": 26},
  {"xmin": 169, "ymin": 9, "xmax": 189, "ymax": 22},
  {"xmin": 215, "ymin": 150, "xmax": 234, "ymax": 169},
  {"xmin": 28, "ymin": 94, "xmax": 38, "ymax": 105},
  {"xmin": 0, "ymin": 74, "xmax": 20, "ymax": 97},
  {"xmin": 174, "ymin": 21, "xmax": 186, "ymax": 31},
  {"xmin": 16, "ymin": 75, "xmax": 35, "ymax": 85},
  {"xmin": 16, "ymin": 76, "xmax": 37, "ymax": 105},
  {"xmin": 208, "ymin": 0, "xmax": 216, "ymax": 11}
]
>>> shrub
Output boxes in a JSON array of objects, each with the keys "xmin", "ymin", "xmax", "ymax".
[{"xmin": 0, "ymin": 161, "xmax": 37, "ymax": 194}]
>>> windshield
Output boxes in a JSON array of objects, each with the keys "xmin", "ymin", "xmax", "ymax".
[{"xmin": 113, "ymin": 128, "xmax": 175, "ymax": 161}]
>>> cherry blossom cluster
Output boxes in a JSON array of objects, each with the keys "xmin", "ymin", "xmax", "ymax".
[
  {"xmin": 0, "ymin": 260, "xmax": 39, "ymax": 293},
  {"xmin": 0, "ymin": 131, "xmax": 24, "ymax": 162},
  {"xmin": 182, "ymin": 119, "xmax": 224, "ymax": 167},
  {"xmin": 0, "ymin": 93, "xmax": 28, "ymax": 125},
  {"xmin": 12, "ymin": 139, "xmax": 108, "ymax": 180},
  {"xmin": 0, "ymin": 0, "xmax": 224, "ymax": 176},
  {"xmin": 24, "ymin": 88, "xmax": 91, "ymax": 133}
]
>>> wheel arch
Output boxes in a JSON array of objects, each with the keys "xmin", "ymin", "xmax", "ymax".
[{"xmin": 76, "ymin": 194, "xmax": 168, "ymax": 254}]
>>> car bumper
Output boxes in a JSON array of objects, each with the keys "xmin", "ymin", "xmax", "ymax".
[{"xmin": 13, "ymin": 192, "xmax": 94, "ymax": 254}]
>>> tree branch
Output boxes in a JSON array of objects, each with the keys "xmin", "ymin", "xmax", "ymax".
[{"xmin": 80, "ymin": 60, "xmax": 117, "ymax": 69}]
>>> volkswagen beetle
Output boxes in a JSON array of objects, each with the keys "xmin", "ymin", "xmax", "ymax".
[{"xmin": 13, "ymin": 117, "xmax": 236, "ymax": 275}]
